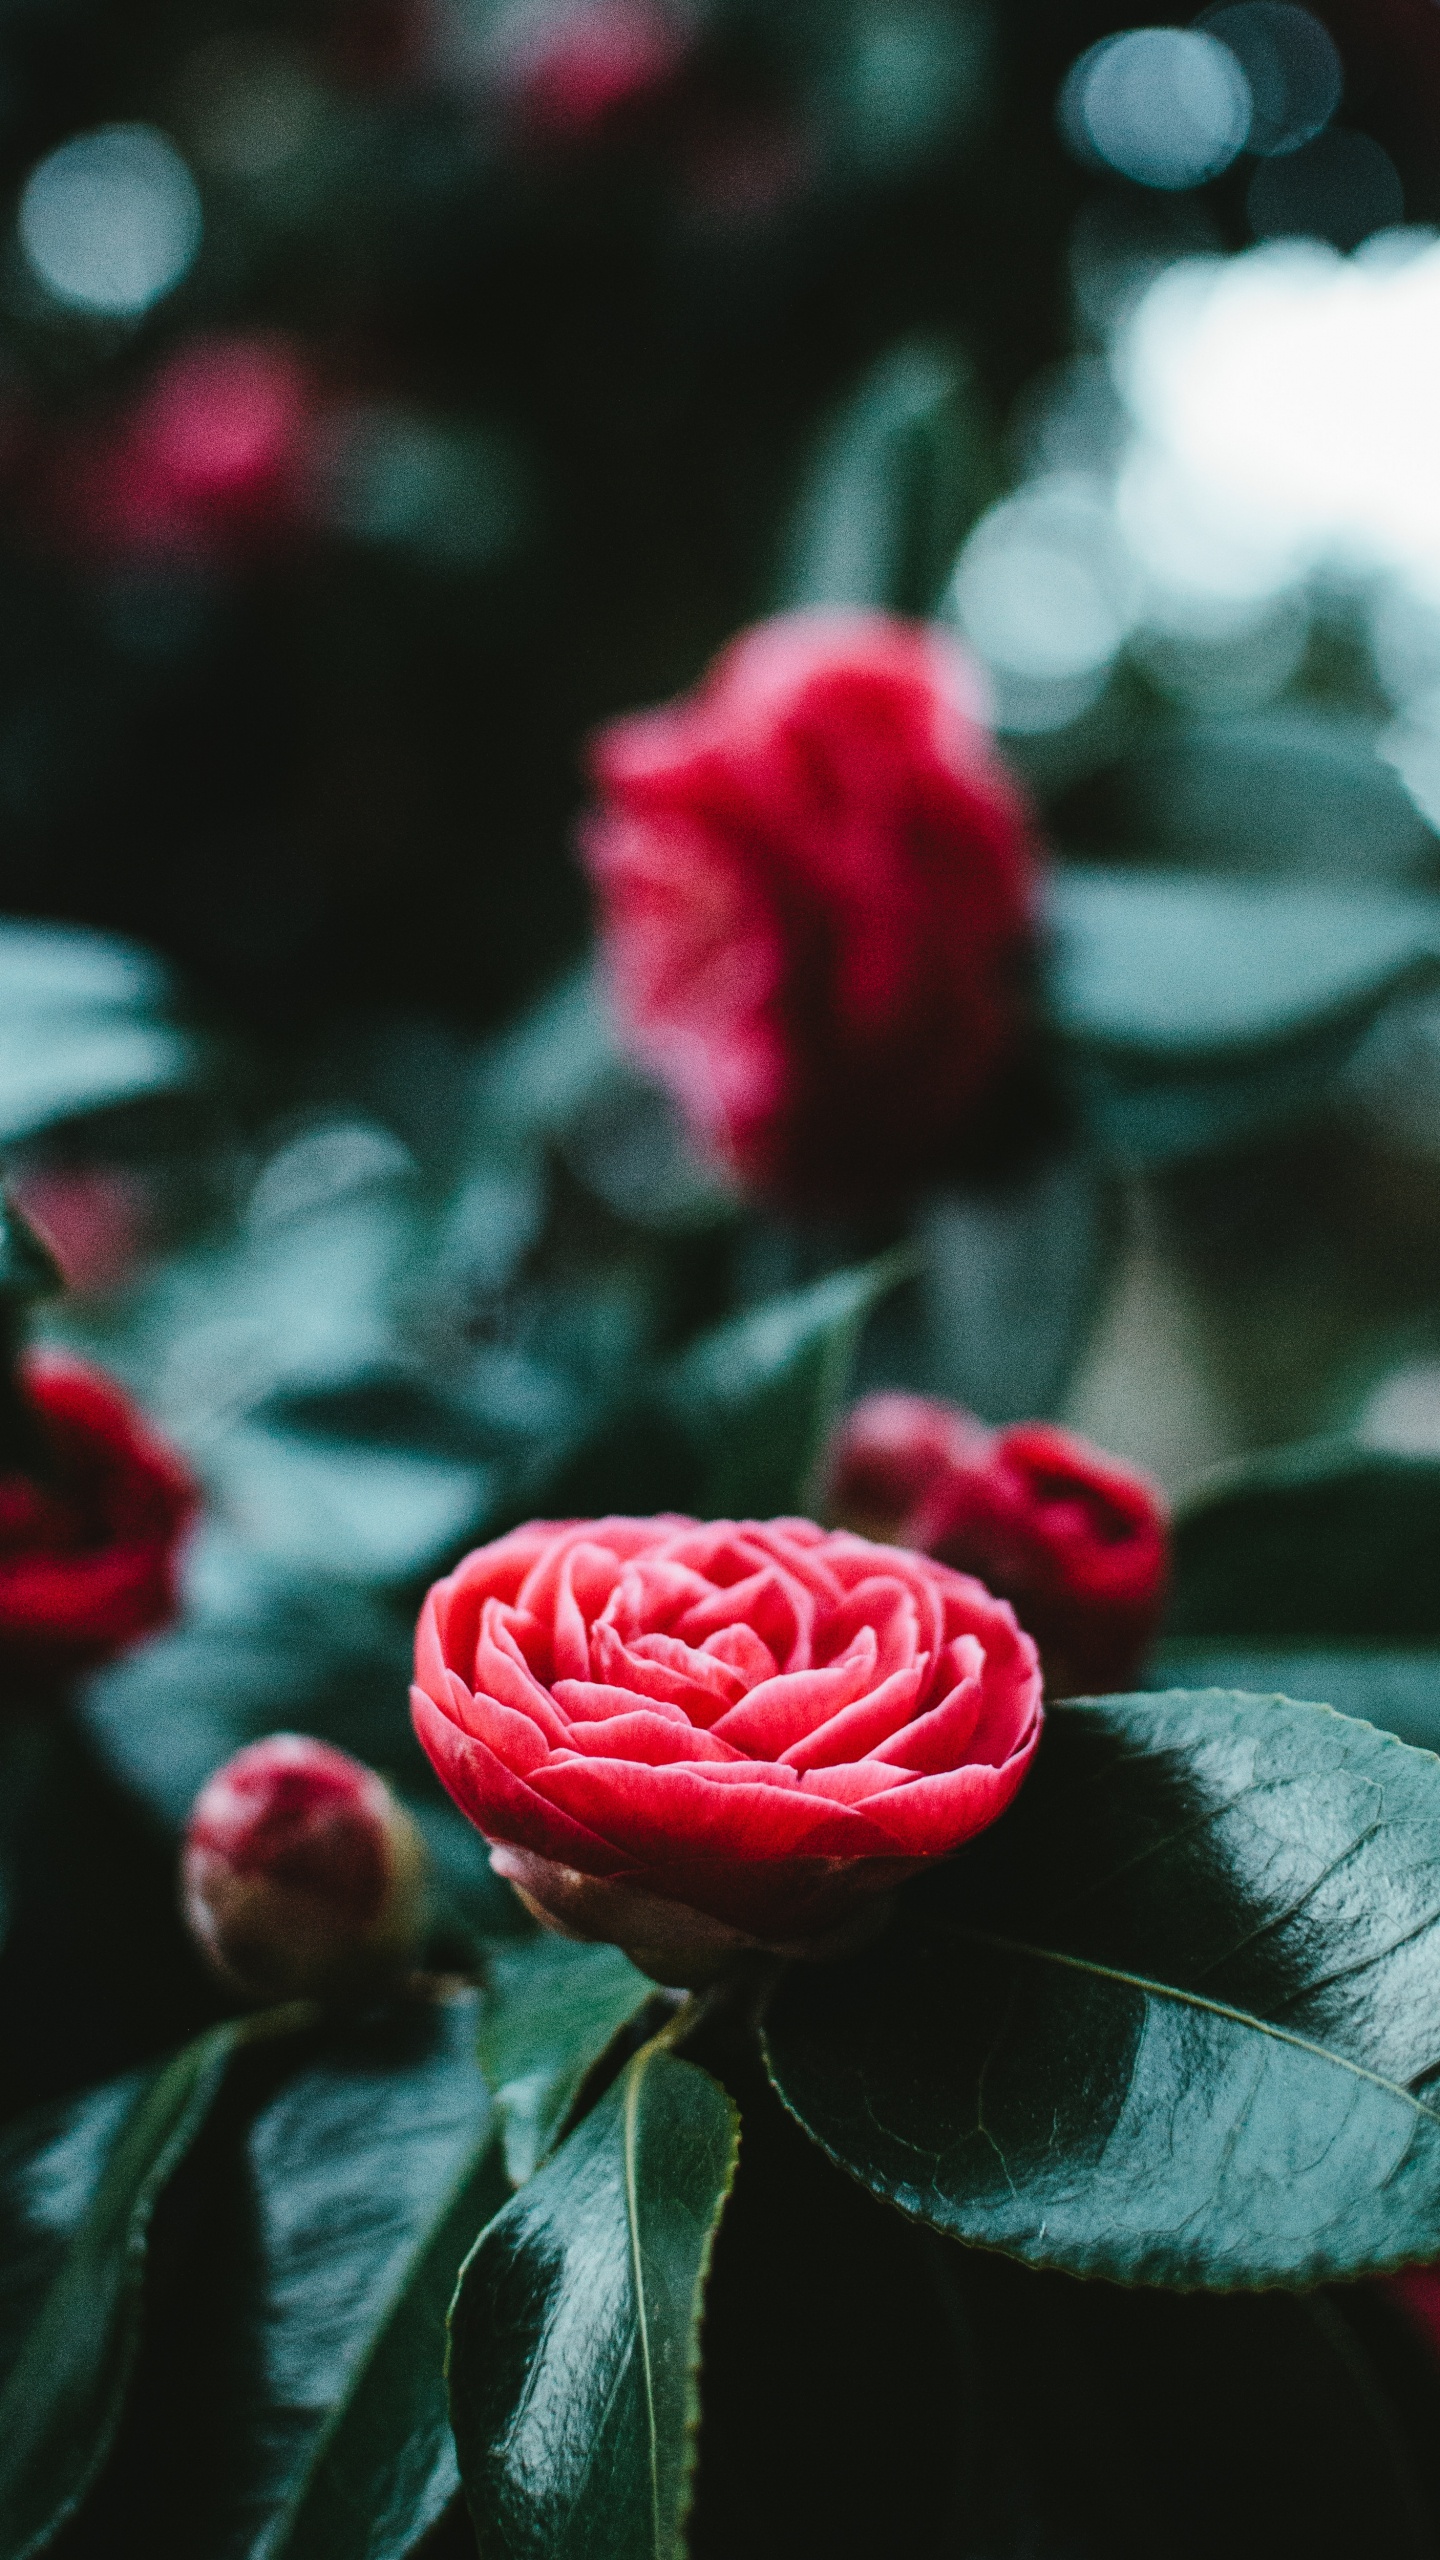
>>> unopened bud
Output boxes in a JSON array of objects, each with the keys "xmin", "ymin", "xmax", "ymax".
[
  {"xmin": 182, "ymin": 1735, "xmax": 426, "ymax": 2003},
  {"xmin": 825, "ymin": 1391, "xmax": 989, "ymax": 1545}
]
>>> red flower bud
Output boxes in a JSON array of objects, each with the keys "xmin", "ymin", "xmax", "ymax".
[
  {"xmin": 582, "ymin": 612, "xmax": 1040, "ymax": 1208},
  {"xmin": 0, "ymin": 1352, "xmax": 195, "ymax": 1680},
  {"xmin": 823, "ymin": 1391, "xmax": 989, "ymax": 1546},
  {"xmin": 183, "ymin": 1735, "xmax": 428, "ymax": 2003},
  {"xmin": 829, "ymin": 1396, "xmax": 1169, "ymax": 1697}
]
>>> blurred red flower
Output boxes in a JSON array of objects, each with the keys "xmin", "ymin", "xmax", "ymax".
[
  {"xmin": 59, "ymin": 334, "xmax": 317, "ymax": 565},
  {"xmin": 828, "ymin": 1393, "xmax": 1169, "ymax": 1696},
  {"xmin": 489, "ymin": 0, "xmax": 690, "ymax": 145},
  {"xmin": 583, "ymin": 612, "xmax": 1039, "ymax": 1207},
  {"xmin": 0, "ymin": 1352, "xmax": 195, "ymax": 1678}
]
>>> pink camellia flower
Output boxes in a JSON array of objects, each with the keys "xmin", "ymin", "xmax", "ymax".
[
  {"xmin": 582, "ymin": 612, "xmax": 1039, "ymax": 1207},
  {"xmin": 411, "ymin": 1514, "xmax": 1041, "ymax": 1983},
  {"xmin": 828, "ymin": 1394, "xmax": 1169, "ymax": 1697},
  {"xmin": 0, "ymin": 1352, "xmax": 196, "ymax": 1677},
  {"xmin": 60, "ymin": 335, "xmax": 316, "ymax": 566},
  {"xmin": 183, "ymin": 1734, "xmax": 427, "ymax": 2002}
]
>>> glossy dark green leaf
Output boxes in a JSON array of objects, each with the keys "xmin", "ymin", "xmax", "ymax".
[
  {"xmin": 450, "ymin": 2046, "xmax": 740, "ymax": 2560},
  {"xmin": 665, "ymin": 1254, "xmax": 911, "ymax": 1517},
  {"xmin": 777, "ymin": 338, "xmax": 995, "ymax": 616},
  {"xmin": 0, "ymin": 2074, "xmax": 147, "ymax": 2387},
  {"xmin": 687, "ymin": 2039, "xmax": 1436, "ymax": 2560},
  {"xmin": 46, "ymin": 1996, "xmax": 497, "ymax": 2560},
  {"xmin": 1151, "ymin": 1641, "xmax": 1440, "ymax": 1758},
  {"xmin": 1169, "ymin": 1442, "xmax": 1440, "ymax": 1638},
  {"xmin": 262, "ymin": 2123, "xmax": 510, "ymax": 2560},
  {"xmin": 765, "ymin": 1689, "xmax": 1440, "ymax": 2288},
  {"xmin": 477, "ymin": 1936, "xmax": 657, "ymax": 2187},
  {"xmin": 0, "ymin": 2021, "xmax": 239, "ymax": 2560}
]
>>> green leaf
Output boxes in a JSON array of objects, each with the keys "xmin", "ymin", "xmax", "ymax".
[
  {"xmin": 1048, "ymin": 869, "xmax": 1440, "ymax": 1164},
  {"xmin": 0, "ymin": 1199, "xmax": 60, "ymax": 1308},
  {"xmin": 765, "ymin": 1689, "xmax": 1440, "ymax": 2289},
  {"xmin": 449, "ymin": 2046, "xmax": 740, "ymax": 2560},
  {"xmin": 261, "ymin": 2128, "xmax": 510, "ymax": 2560},
  {"xmin": 1168, "ymin": 1442, "xmax": 1440, "ymax": 1638},
  {"xmin": 477, "ymin": 1936, "xmax": 657, "ymax": 2187},
  {"xmin": 0, "ymin": 2021, "xmax": 239, "ymax": 2560},
  {"xmin": 664, "ymin": 1254, "xmax": 911, "ymax": 1516},
  {"xmin": 35, "ymin": 1997, "xmax": 499, "ymax": 2560},
  {"xmin": 0, "ymin": 2075, "xmax": 149, "ymax": 2387},
  {"xmin": 913, "ymin": 1152, "xmax": 1113, "ymax": 1423},
  {"xmin": 1151, "ymin": 1641, "xmax": 1440, "ymax": 1758},
  {"xmin": 0, "ymin": 921, "xmax": 202, "ymax": 1145},
  {"xmin": 1070, "ymin": 709, "xmax": 1438, "ymax": 883},
  {"xmin": 776, "ymin": 339, "xmax": 994, "ymax": 616},
  {"xmin": 691, "ymin": 2041, "xmax": 1436, "ymax": 2559},
  {"xmin": 1050, "ymin": 871, "xmax": 1440, "ymax": 1058}
]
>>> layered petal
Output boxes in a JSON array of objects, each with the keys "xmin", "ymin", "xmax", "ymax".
[{"xmin": 412, "ymin": 1512, "xmax": 1043, "ymax": 1963}]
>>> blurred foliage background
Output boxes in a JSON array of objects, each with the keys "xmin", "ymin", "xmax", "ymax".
[{"xmin": 7, "ymin": 0, "xmax": 1440, "ymax": 2106}]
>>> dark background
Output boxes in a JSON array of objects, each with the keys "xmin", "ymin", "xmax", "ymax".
[{"xmin": 0, "ymin": 0, "xmax": 1432, "ymax": 1037}]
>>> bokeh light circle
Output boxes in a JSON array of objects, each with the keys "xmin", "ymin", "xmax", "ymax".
[
  {"xmin": 1198, "ymin": 4, "xmax": 1342, "ymax": 157},
  {"xmin": 18, "ymin": 125, "xmax": 202, "ymax": 316},
  {"xmin": 1060, "ymin": 29, "xmax": 1252, "ymax": 192}
]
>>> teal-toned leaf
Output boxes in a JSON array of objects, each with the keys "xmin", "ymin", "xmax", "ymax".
[
  {"xmin": 477, "ymin": 1937, "xmax": 656, "ymax": 2187},
  {"xmin": 765, "ymin": 1689, "xmax": 1440, "ymax": 2289},
  {"xmin": 0, "ymin": 924, "xmax": 172, "ymax": 1015},
  {"xmin": 0, "ymin": 2021, "xmax": 239, "ymax": 2560},
  {"xmin": 776, "ymin": 339, "xmax": 994, "ymax": 616},
  {"xmin": 1064, "ymin": 1017, "xmax": 1381, "ymax": 1166},
  {"xmin": 1151, "ymin": 1641, "xmax": 1440, "ymax": 1758},
  {"xmin": 465, "ymin": 970, "xmax": 618, "ymax": 1156},
  {"xmin": 1050, "ymin": 871, "xmax": 1440, "ymax": 1058},
  {"xmin": 77, "ymin": 1533, "xmax": 525, "ymax": 1947},
  {"xmin": 1070, "ymin": 709, "xmax": 1438, "ymax": 883},
  {"xmin": 0, "ymin": 921, "xmax": 202, "ymax": 1146},
  {"xmin": 450, "ymin": 2046, "xmax": 739, "ymax": 2560},
  {"xmin": 664, "ymin": 1254, "xmax": 911, "ymax": 1517},
  {"xmin": 911, "ymin": 1151, "xmax": 1113, "ymax": 1422},
  {"xmin": 78, "ymin": 1538, "xmax": 419, "ymax": 1827},
  {"xmin": 1048, "ymin": 870, "xmax": 1440, "ymax": 1163},
  {"xmin": 0, "ymin": 1021, "xmax": 203, "ymax": 1148},
  {"xmin": 1169, "ymin": 1442, "xmax": 1440, "ymax": 1638}
]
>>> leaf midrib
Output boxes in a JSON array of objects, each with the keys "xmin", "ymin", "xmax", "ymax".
[
  {"xmin": 622, "ymin": 2053, "xmax": 662, "ymax": 2560},
  {"xmin": 951, "ymin": 1927, "xmax": 1440, "ymax": 2125}
]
